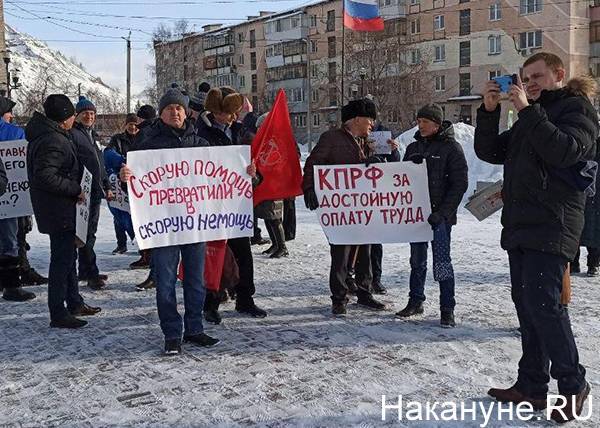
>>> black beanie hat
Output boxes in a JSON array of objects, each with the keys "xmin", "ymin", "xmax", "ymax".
[
  {"xmin": 137, "ymin": 104, "xmax": 156, "ymax": 120},
  {"xmin": 341, "ymin": 99, "xmax": 377, "ymax": 123},
  {"xmin": 43, "ymin": 94, "xmax": 75, "ymax": 123},
  {"xmin": 198, "ymin": 82, "xmax": 211, "ymax": 93},
  {"xmin": 417, "ymin": 103, "xmax": 444, "ymax": 125},
  {"xmin": 0, "ymin": 96, "xmax": 16, "ymax": 116}
]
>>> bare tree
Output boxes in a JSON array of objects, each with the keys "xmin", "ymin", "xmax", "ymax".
[
  {"xmin": 173, "ymin": 19, "xmax": 190, "ymax": 37},
  {"xmin": 153, "ymin": 23, "xmax": 173, "ymax": 43}
]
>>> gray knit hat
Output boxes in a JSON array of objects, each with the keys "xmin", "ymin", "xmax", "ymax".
[
  {"xmin": 417, "ymin": 103, "xmax": 444, "ymax": 125},
  {"xmin": 158, "ymin": 88, "xmax": 189, "ymax": 114}
]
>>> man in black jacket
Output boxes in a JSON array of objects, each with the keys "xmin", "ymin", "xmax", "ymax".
[
  {"xmin": 0, "ymin": 157, "xmax": 6, "ymax": 195},
  {"xmin": 475, "ymin": 52, "xmax": 598, "ymax": 422},
  {"xmin": 395, "ymin": 104, "xmax": 468, "ymax": 327},
  {"xmin": 26, "ymin": 94, "xmax": 101, "ymax": 329},
  {"xmin": 120, "ymin": 89, "xmax": 219, "ymax": 355},
  {"xmin": 70, "ymin": 96, "xmax": 112, "ymax": 290}
]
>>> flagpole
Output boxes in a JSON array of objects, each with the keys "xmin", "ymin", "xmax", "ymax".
[{"xmin": 341, "ymin": 0, "xmax": 345, "ymax": 110}]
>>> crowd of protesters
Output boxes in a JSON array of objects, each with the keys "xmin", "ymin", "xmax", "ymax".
[{"xmin": 0, "ymin": 51, "xmax": 597, "ymax": 422}]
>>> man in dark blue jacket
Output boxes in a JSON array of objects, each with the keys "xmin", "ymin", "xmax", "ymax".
[
  {"xmin": 26, "ymin": 94, "xmax": 101, "ymax": 328},
  {"xmin": 475, "ymin": 52, "xmax": 598, "ymax": 422},
  {"xmin": 120, "ymin": 88, "xmax": 219, "ymax": 355},
  {"xmin": 70, "ymin": 96, "xmax": 111, "ymax": 290}
]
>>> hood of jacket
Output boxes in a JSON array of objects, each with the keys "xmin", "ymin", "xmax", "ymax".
[
  {"xmin": 536, "ymin": 76, "xmax": 598, "ymax": 106},
  {"xmin": 25, "ymin": 111, "xmax": 70, "ymax": 143}
]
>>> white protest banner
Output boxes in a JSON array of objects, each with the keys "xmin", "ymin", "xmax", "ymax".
[
  {"xmin": 370, "ymin": 131, "xmax": 392, "ymax": 155},
  {"xmin": 127, "ymin": 146, "xmax": 254, "ymax": 250},
  {"xmin": 0, "ymin": 139, "xmax": 33, "ymax": 219},
  {"xmin": 314, "ymin": 162, "xmax": 433, "ymax": 244},
  {"xmin": 108, "ymin": 174, "xmax": 130, "ymax": 213},
  {"xmin": 76, "ymin": 167, "xmax": 92, "ymax": 245}
]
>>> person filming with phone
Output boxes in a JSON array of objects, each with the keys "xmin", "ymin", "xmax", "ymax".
[{"xmin": 474, "ymin": 52, "xmax": 598, "ymax": 422}]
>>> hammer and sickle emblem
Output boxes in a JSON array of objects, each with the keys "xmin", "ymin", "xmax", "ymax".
[{"xmin": 258, "ymin": 138, "xmax": 285, "ymax": 168}]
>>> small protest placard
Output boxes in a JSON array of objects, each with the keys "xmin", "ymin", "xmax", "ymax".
[
  {"xmin": 76, "ymin": 167, "xmax": 93, "ymax": 245},
  {"xmin": 127, "ymin": 146, "xmax": 254, "ymax": 250},
  {"xmin": 313, "ymin": 162, "xmax": 433, "ymax": 244},
  {"xmin": 370, "ymin": 131, "xmax": 392, "ymax": 155},
  {"xmin": 108, "ymin": 174, "xmax": 130, "ymax": 213},
  {"xmin": 0, "ymin": 139, "xmax": 33, "ymax": 219},
  {"xmin": 465, "ymin": 180, "xmax": 503, "ymax": 221}
]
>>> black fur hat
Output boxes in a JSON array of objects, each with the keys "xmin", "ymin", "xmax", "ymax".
[{"xmin": 341, "ymin": 99, "xmax": 377, "ymax": 122}]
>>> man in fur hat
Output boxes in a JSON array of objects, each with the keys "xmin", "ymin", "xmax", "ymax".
[
  {"xmin": 475, "ymin": 52, "xmax": 598, "ymax": 422},
  {"xmin": 302, "ymin": 99, "xmax": 386, "ymax": 316}
]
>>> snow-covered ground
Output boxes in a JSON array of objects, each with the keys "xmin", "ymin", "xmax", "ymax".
[{"xmin": 1, "ymin": 205, "xmax": 599, "ymax": 427}]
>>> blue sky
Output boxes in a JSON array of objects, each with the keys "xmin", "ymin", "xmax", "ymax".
[{"xmin": 5, "ymin": 0, "xmax": 316, "ymax": 95}]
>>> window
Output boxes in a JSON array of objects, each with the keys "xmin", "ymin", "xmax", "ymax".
[
  {"xmin": 311, "ymin": 89, "xmax": 319, "ymax": 103},
  {"xmin": 434, "ymin": 15, "xmax": 445, "ymax": 31},
  {"xmin": 289, "ymin": 88, "xmax": 304, "ymax": 102},
  {"xmin": 250, "ymin": 52, "xmax": 257, "ymax": 70},
  {"xmin": 489, "ymin": 70, "xmax": 502, "ymax": 80},
  {"xmin": 312, "ymin": 113, "xmax": 320, "ymax": 127},
  {"xmin": 328, "ymin": 87, "xmax": 337, "ymax": 106},
  {"xmin": 311, "ymin": 64, "xmax": 319, "ymax": 78},
  {"xmin": 520, "ymin": 0, "xmax": 542, "ymax": 14},
  {"xmin": 488, "ymin": 35, "xmax": 501, "ymax": 54},
  {"xmin": 434, "ymin": 45, "xmax": 446, "ymax": 62},
  {"xmin": 410, "ymin": 18, "xmax": 421, "ymax": 34},
  {"xmin": 310, "ymin": 15, "xmax": 317, "ymax": 27},
  {"xmin": 251, "ymin": 74, "xmax": 257, "ymax": 92},
  {"xmin": 459, "ymin": 104, "xmax": 472, "ymax": 124},
  {"xmin": 519, "ymin": 30, "xmax": 542, "ymax": 49},
  {"xmin": 239, "ymin": 75, "xmax": 246, "ymax": 88},
  {"xmin": 328, "ymin": 36, "xmax": 337, "ymax": 58},
  {"xmin": 459, "ymin": 73, "xmax": 471, "ymax": 96},
  {"xmin": 409, "ymin": 49, "xmax": 421, "ymax": 64},
  {"xmin": 459, "ymin": 0, "xmax": 469, "ymax": 3},
  {"xmin": 238, "ymin": 33, "xmax": 244, "ymax": 43},
  {"xmin": 410, "ymin": 0, "xmax": 420, "ymax": 4},
  {"xmin": 328, "ymin": 62, "xmax": 337, "ymax": 83},
  {"xmin": 459, "ymin": 41, "xmax": 470, "ymax": 67},
  {"xmin": 239, "ymin": 54, "xmax": 244, "ymax": 65},
  {"xmin": 294, "ymin": 114, "xmax": 306, "ymax": 128},
  {"xmin": 310, "ymin": 39, "xmax": 318, "ymax": 53},
  {"xmin": 435, "ymin": 75, "xmax": 446, "ymax": 91},
  {"xmin": 250, "ymin": 30, "xmax": 256, "ymax": 48},
  {"xmin": 327, "ymin": 10, "xmax": 336, "ymax": 32},
  {"xmin": 489, "ymin": 2, "xmax": 501, "ymax": 21},
  {"xmin": 459, "ymin": 9, "xmax": 471, "ymax": 36}
]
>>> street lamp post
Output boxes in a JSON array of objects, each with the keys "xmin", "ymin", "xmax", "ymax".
[
  {"xmin": 2, "ymin": 55, "xmax": 21, "ymax": 99},
  {"xmin": 359, "ymin": 67, "xmax": 367, "ymax": 98}
]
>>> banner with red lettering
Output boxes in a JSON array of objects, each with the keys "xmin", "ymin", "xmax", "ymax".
[
  {"xmin": 0, "ymin": 139, "xmax": 33, "ymax": 219},
  {"xmin": 313, "ymin": 162, "xmax": 433, "ymax": 244},
  {"xmin": 127, "ymin": 146, "xmax": 254, "ymax": 250}
]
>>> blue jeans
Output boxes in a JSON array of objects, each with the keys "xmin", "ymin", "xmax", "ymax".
[
  {"xmin": 152, "ymin": 243, "xmax": 206, "ymax": 340},
  {"xmin": 408, "ymin": 222, "xmax": 456, "ymax": 310},
  {"xmin": 49, "ymin": 231, "xmax": 84, "ymax": 321},
  {"xmin": 0, "ymin": 218, "xmax": 18, "ymax": 257}
]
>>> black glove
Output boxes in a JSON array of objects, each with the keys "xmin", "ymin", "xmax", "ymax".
[
  {"xmin": 427, "ymin": 212, "xmax": 445, "ymax": 226},
  {"xmin": 408, "ymin": 153, "xmax": 424, "ymax": 164},
  {"xmin": 303, "ymin": 188, "xmax": 319, "ymax": 211},
  {"xmin": 365, "ymin": 155, "xmax": 384, "ymax": 167}
]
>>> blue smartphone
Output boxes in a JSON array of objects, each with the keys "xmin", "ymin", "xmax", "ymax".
[{"xmin": 492, "ymin": 74, "xmax": 518, "ymax": 93}]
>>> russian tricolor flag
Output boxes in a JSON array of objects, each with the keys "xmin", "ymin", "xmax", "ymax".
[{"xmin": 344, "ymin": 0, "xmax": 385, "ymax": 32}]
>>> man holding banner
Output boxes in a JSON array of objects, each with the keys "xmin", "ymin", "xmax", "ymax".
[
  {"xmin": 0, "ymin": 96, "xmax": 36, "ymax": 302},
  {"xmin": 26, "ymin": 94, "xmax": 101, "ymax": 328},
  {"xmin": 120, "ymin": 88, "xmax": 220, "ymax": 355},
  {"xmin": 303, "ymin": 99, "xmax": 386, "ymax": 315}
]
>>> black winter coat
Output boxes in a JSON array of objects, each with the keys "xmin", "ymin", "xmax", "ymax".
[
  {"xmin": 107, "ymin": 131, "xmax": 136, "ymax": 159},
  {"xmin": 195, "ymin": 112, "xmax": 243, "ymax": 147},
  {"xmin": 403, "ymin": 121, "xmax": 469, "ymax": 225},
  {"xmin": 132, "ymin": 119, "xmax": 209, "ymax": 152},
  {"xmin": 0, "ymin": 158, "xmax": 6, "ymax": 197},
  {"xmin": 474, "ymin": 78, "xmax": 599, "ymax": 260},
  {"xmin": 70, "ymin": 122, "xmax": 109, "ymax": 203},
  {"xmin": 580, "ymin": 144, "xmax": 600, "ymax": 248},
  {"xmin": 25, "ymin": 112, "xmax": 81, "ymax": 235}
]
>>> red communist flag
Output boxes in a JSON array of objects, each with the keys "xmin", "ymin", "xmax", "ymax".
[{"xmin": 251, "ymin": 89, "xmax": 303, "ymax": 206}]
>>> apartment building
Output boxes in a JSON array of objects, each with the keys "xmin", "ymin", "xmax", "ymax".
[{"xmin": 154, "ymin": 0, "xmax": 592, "ymax": 144}]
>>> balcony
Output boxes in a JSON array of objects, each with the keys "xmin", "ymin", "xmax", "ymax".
[{"xmin": 264, "ymin": 12, "xmax": 308, "ymax": 44}]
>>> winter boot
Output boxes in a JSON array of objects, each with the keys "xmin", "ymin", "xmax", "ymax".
[
  {"xmin": 371, "ymin": 281, "xmax": 387, "ymax": 295},
  {"xmin": 332, "ymin": 301, "xmax": 347, "ymax": 316},
  {"xmin": 112, "ymin": 245, "xmax": 127, "ymax": 255},
  {"xmin": 570, "ymin": 262, "xmax": 581, "ymax": 274},
  {"xmin": 1, "ymin": 257, "xmax": 35, "ymax": 302},
  {"xmin": 129, "ymin": 250, "xmax": 150, "ymax": 270},
  {"xmin": 269, "ymin": 220, "xmax": 289, "ymax": 259},
  {"xmin": 587, "ymin": 252, "xmax": 600, "ymax": 277},
  {"xmin": 204, "ymin": 291, "xmax": 222, "ymax": 325},
  {"xmin": 135, "ymin": 274, "xmax": 156, "ymax": 291},
  {"xmin": 261, "ymin": 220, "xmax": 277, "ymax": 255},
  {"xmin": 236, "ymin": 298, "xmax": 267, "ymax": 318},
  {"xmin": 488, "ymin": 384, "xmax": 547, "ymax": 410},
  {"xmin": 184, "ymin": 333, "xmax": 220, "ymax": 347},
  {"xmin": 20, "ymin": 268, "xmax": 48, "ymax": 286},
  {"xmin": 440, "ymin": 309, "xmax": 456, "ymax": 328},
  {"xmin": 50, "ymin": 315, "xmax": 87, "ymax": 329},
  {"xmin": 395, "ymin": 301, "xmax": 424, "ymax": 318},
  {"xmin": 356, "ymin": 295, "xmax": 386, "ymax": 310},
  {"xmin": 550, "ymin": 382, "xmax": 591, "ymax": 423}
]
